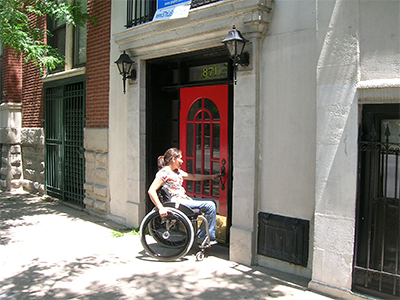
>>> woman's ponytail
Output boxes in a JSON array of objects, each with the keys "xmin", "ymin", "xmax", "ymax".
[
  {"xmin": 157, "ymin": 155, "xmax": 165, "ymax": 170},
  {"xmin": 157, "ymin": 148, "xmax": 182, "ymax": 170}
]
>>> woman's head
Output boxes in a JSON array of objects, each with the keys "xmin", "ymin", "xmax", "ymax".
[{"xmin": 157, "ymin": 148, "xmax": 182, "ymax": 169}]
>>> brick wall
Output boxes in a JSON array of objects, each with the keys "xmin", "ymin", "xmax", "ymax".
[
  {"xmin": 22, "ymin": 61, "xmax": 44, "ymax": 128},
  {"xmin": 1, "ymin": 47, "xmax": 22, "ymax": 103},
  {"xmin": 86, "ymin": 0, "xmax": 111, "ymax": 128},
  {"xmin": 22, "ymin": 11, "xmax": 45, "ymax": 128}
]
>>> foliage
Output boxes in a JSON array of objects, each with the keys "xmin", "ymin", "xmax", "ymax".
[
  {"xmin": 111, "ymin": 228, "xmax": 140, "ymax": 238},
  {"xmin": 0, "ymin": 0, "xmax": 94, "ymax": 73}
]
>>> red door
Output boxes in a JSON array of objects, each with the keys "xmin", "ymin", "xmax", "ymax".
[{"xmin": 180, "ymin": 85, "xmax": 229, "ymax": 222}]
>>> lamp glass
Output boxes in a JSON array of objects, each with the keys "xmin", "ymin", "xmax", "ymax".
[{"xmin": 114, "ymin": 51, "xmax": 134, "ymax": 76}]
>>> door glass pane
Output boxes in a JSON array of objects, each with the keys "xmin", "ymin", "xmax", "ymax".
[
  {"xmin": 212, "ymin": 161, "xmax": 220, "ymax": 197},
  {"xmin": 204, "ymin": 112, "xmax": 210, "ymax": 120},
  {"xmin": 188, "ymin": 99, "xmax": 202, "ymax": 120},
  {"xmin": 196, "ymin": 124, "xmax": 202, "ymax": 173},
  {"xmin": 205, "ymin": 98, "xmax": 220, "ymax": 120},
  {"xmin": 196, "ymin": 112, "xmax": 203, "ymax": 120},
  {"xmin": 187, "ymin": 123, "xmax": 194, "ymax": 157},
  {"xmin": 203, "ymin": 178, "xmax": 210, "ymax": 195},
  {"xmin": 204, "ymin": 124, "xmax": 210, "ymax": 174},
  {"xmin": 195, "ymin": 181, "xmax": 201, "ymax": 194},
  {"xmin": 213, "ymin": 124, "xmax": 220, "ymax": 159},
  {"xmin": 381, "ymin": 120, "xmax": 400, "ymax": 143},
  {"xmin": 380, "ymin": 120, "xmax": 400, "ymax": 198},
  {"xmin": 187, "ymin": 159, "xmax": 193, "ymax": 192}
]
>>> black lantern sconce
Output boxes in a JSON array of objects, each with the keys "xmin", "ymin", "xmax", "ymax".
[
  {"xmin": 114, "ymin": 51, "xmax": 137, "ymax": 94},
  {"xmin": 222, "ymin": 25, "xmax": 250, "ymax": 85}
]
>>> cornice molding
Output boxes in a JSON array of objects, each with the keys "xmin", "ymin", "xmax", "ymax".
[{"xmin": 358, "ymin": 78, "xmax": 400, "ymax": 103}]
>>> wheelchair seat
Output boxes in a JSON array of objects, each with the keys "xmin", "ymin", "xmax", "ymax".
[{"xmin": 158, "ymin": 185, "xmax": 201, "ymax": 218}]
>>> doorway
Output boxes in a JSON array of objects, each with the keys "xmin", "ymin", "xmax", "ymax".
[
  {"xmin": 146, "ymin": 47, "xmax": 233, "ymax": 243},
  {"xmin": 353, "ymin": 104, "xmax": 400, "ymax": 299},
  {"xmin": 44, "ymin": 77, "xmax": 86, "ymax": 206}
]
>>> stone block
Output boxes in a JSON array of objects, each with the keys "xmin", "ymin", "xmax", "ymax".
[
  {"xmin": 84, "ymin": 182, "xmax": 94, "ymax": 192},
  {"xmin": 85, "ymin": 151, "xmax": 96, "ymax": 162},
  {"xmin": 10, "ymin": 145, "xmax": 21, "ymax": 154},
  {"xmin": 84, "ymin": 128, "xmax": 108, "ymax": 152},
  {"xmin": 21, "ymin": 128, "xmax": 44, "ymax": 146},
  {"xmin": 0, "ymin": 179, "xmax": 6, "ymax": 188},
  {"xmin": 94, "ymin": 184, "xmax": 108, "ymax": 197},
  {"xmin": 96, "ymin": 153, "xmax": 108, "ymax": 167},
  {"xmin": 94, "ymin": 199, "xmax": 107, "ymax": 212},
  {"xmin": 0, "ymin": 167, "xmax": 7, "ymax": 176},
  {"xmin": 96, "ymin": 168, "xmax": 108, "ymax": 181},
  {"xmin": 22, "ymin": 179, "xmax": 35, "ymax": 191},
  {"xmin": 11, "ymin": 179, "xmax": 21, "ymax": 188},
  {"xmin": 84, "ymin": 197, "xmax": 95, "ymax": 207}
]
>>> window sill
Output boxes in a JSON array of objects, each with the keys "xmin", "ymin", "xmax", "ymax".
[{"xmin": 42, "ymin": 67, "xmax": 86, "ymax": 83}]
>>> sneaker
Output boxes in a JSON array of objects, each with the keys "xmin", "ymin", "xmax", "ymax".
[{"xmin": 209, "ymin": 240, "xmax": 218, "ymax": 246}]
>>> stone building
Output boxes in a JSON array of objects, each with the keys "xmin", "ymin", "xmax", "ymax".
[{"xmin": 1, "ymin": 1, "xmax": 399, "ymax": 299}]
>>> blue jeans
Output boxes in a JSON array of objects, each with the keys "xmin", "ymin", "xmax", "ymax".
[{"xmin": 178, "ymin": 197, "xmax": 217, "ymax": 242}]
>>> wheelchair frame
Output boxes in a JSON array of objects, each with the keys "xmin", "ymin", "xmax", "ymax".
[{"xmin": 139, "ymin": 187, "xmax": 212, "ymax": 261}]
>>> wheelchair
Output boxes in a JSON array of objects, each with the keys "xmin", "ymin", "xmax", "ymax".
[{"xmin": 139, "ymin": 186, "xmax": 212, "ymax": 261}]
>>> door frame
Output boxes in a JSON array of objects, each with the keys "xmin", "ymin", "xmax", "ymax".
[{"xmin": 145, "ymin": 47, "xmax": 234, "ymax": 242}]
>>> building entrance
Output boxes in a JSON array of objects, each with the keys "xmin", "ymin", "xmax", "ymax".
[
  {"xmin": 44, "ymin": 77, "xmax": 86, "ymax": 206},
  {"xmin": 353, "ymin": 104, "xmax": 400, "ymax": 299},
  {"xmin": 146, "ymin": 47, "xmax": 232, "ymax": 243}
]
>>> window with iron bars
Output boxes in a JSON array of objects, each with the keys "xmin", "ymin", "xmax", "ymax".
[{"xmin": 126, "ymin": 0, "xmax": 223, "ymax": 28}]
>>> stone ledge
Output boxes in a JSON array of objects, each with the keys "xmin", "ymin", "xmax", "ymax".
[
  {"xmin": 21, "ymin": 180, "xmax": 45, "ymax": 194},
  {"xmin": 308, "ymin": 280, "xmax": 367, "ymax": 300}
]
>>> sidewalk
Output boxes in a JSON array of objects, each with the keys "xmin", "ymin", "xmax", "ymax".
[{"xmin": 0, "ymin": 191, "xmax": 334, "ymax": 299}]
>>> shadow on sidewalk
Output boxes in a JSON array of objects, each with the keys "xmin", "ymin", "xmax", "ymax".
[{"xmin": 0, "ymin": 191, "xmax": 127, "ymax": 247}]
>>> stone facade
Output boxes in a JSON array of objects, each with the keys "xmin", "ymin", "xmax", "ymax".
[
  {"xmin": 0, "ymin": 104, "xmax": 45, "ymax": 193},
  {"xmin": 20, "ymin": 129, "xmax": 45, "ymax": 193},
  {"xmin": 0, "ymin": 103, "xmax": 22, "ymax": 191},
  {"xmin": 83, "ymin": 128, "xmax": 110, "ymax": 215}
]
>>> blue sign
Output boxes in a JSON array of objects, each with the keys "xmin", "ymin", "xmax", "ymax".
[
  {"xmin": 157, "ymin": 0, "xmax": 190, "ymax": 10},
  {"xmin": 153, "ymin": 0, "xmax": 191, "ymax": 22}
]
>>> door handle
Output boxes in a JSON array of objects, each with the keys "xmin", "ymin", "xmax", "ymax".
[{"xmin": 220, "ymin": 159, "xmax": 227, "ymax": 190}]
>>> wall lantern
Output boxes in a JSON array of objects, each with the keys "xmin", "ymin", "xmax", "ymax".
[
  {"xmin": 114, "ymin": 51, "xmax": 137, "ymax": 94},
  {"xmin": 221, "ymin": 25, "xmax": 250, "ymax": 85}
]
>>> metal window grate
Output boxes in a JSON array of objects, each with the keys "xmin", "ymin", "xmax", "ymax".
[
  {"xmin": 258, "ymin": 212, "xmax": 309, "ymax": 267},
  {"xmin": 126, "ymin": 0, "xmax": 223, "ymax": 28}
]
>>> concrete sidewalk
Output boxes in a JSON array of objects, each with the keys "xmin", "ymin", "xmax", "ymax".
[{"xmin": 0, "ymin": 191, "xmax": 334, "ymax": 299}]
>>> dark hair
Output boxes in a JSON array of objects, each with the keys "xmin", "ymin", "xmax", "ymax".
[{"xmin": 157, "ymin": 148, "xmax": 182, "ymax": 170}]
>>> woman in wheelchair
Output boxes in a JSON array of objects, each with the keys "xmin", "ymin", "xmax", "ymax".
[{"xmin": 141, "ymin": 148, "xmax": 220, "ymax": 261}]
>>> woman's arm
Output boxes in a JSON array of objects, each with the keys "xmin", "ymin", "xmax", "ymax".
[
  {"xmin": 148, "ymin": 177, "xmax": 169, "ymax": 216},
  {"xmin": 183, "ymin": 173, "xmax": 220, "ymax": 181}
]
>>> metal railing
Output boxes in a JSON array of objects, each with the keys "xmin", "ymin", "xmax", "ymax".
[{"xmin": 126, "ymin": 0, "xmax": 223, "ymax": 28}]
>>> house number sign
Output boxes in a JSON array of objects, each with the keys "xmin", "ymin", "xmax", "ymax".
[{"xmin": 189, "ymin": 63, "xmax": 228, "ymax": 82}]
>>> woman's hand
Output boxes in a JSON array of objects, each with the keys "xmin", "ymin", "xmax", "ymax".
[
  {"xmin": 212, "ymin": 173, "xmax": 222, "ymax": 180},
  {"xmin": 158, "ymin": 206, "xmax": 169, "ymax": 217}
]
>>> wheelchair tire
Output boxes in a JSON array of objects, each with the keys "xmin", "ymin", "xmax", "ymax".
[{"xmin": 140, "ymin": 208, "xmax": 194, "ymax": 261}]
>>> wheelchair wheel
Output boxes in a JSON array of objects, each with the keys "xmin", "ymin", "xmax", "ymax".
[{"xmin": 140, "ymin": 208, "xmax": 194, "ymax": 261}]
